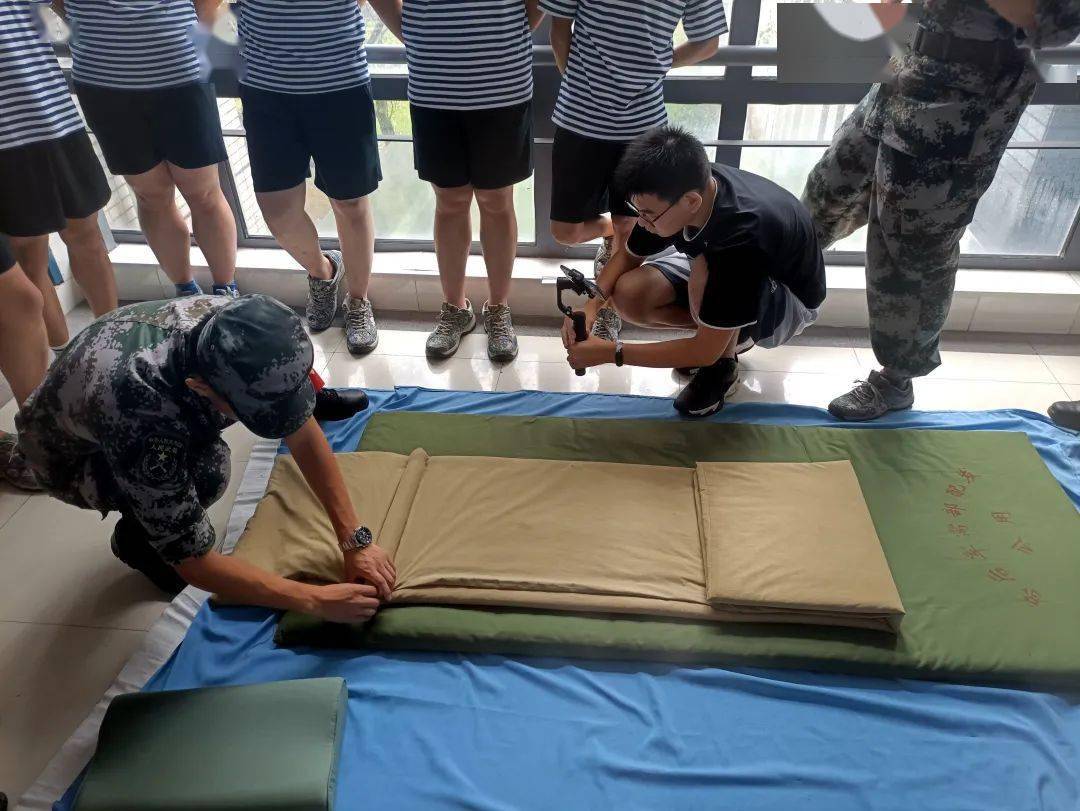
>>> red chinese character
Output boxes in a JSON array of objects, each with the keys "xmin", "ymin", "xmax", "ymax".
[
  {"xmin": 944, "ymin": 503, "xmax": 965, "ymax": 517},
  {"xmin": 1022, "ymin": 588, "xmax": 1041, "ymax": 607},
  {"xmin": 991, "ymin": 512, "xmax": 1012, "ymax": 524},
  {"xmin": 987, "ymin": 567, "xmax": 1015, "ymax": 583},
  {"xmin": 957, "ymin": 469, "xmax": 976, "ymax": 484},
  {"xmin": 961, "ymin": 545, "xmax": 987, "ymax": 560},
  {"xmin": 948, "ymin": 523, "xmax": 968, "ymax": 536},
  {"xmin": 1012, "ymin": 538, "xmax": 1033, "ymax": 555},
  {"xmin": 946, "ymin": 484, "xmax": 967, "ymax": 498}
]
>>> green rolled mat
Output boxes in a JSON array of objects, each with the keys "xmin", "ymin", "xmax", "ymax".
[
  {"xmin": 73, "ymin": 678, "xmax": 348, "ymax": 811},
  {"xmin": 275, "ymin": 413, "xmax": 1080, "ymax": 687}
]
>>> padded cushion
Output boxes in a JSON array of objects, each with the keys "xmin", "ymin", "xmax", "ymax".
[{"xmin": 73, "ymin": 678, "xmax": 347, "ymax": 811}]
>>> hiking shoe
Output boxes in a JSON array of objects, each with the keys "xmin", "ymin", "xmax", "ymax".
[
  {"xmin": 0, "ymin": 431, "xmax": 41, "ymax": 491},
  {"xmin": 674, "ymin": 357, "xmax": 739, "ymax": 418},
  {"xmin": 483, "ymin": 302, "xmax": 518, "ymax": 363},
  {"xmin": 1049, "ymin": 399, "xmax": 1080, "ymax": 431},
  {"xmin": 110, "ymin": 515, "xmax": 187, "ymax": 595},
  {"xmin": 590, "ymin": 306, "xmax": 622, "ymax": 341},
  {"xmin": 313, "ymin": 387, "xmax": 369, "ymax": 422},
  {"xmin": 426, "ymin": 301, "xmax": 477, "ymax": 359},
  {"xmin": 343, "ymin": 294, "xmax": 379, "ymax": 355},
  {"xmin": 594, "ymin": 235, "xmax": 615, "ymax": 275},
  {"xmin": 828, "ymin": 369, "xmax": 914, "ymax": 421},
  {"xmin": 306, "ymin": 250, "xmax": 344, "ymax": 332},
  {"xmin": 212, "ymin": 281, "xmax": 239, "ymax": 298},
  {"xmin": 175, "ymin": 280, "xmax": 203, "ymax": 297}
]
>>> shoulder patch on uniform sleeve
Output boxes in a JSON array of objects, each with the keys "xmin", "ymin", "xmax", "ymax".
[{"xmin": 138, "ymin": 436, "xmax": 187, "ymax": 485}]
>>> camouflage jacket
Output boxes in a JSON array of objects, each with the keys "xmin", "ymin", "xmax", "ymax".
[
  {"xmin": 16, "ymin": 297, "xmax": 236, "ymax": 563},
  {"xmin": 865, "ymin": 0, "xmax": 1080, "ymax": 162}
]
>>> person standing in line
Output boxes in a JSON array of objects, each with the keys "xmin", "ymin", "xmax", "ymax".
[
  {"xmin": 542, "ymin": 0, "xmax": 726, "ymax": 341},
  {"xmin": 198, "ymin": 0, "xmax": 400, "ymax": 354},
  {"xmin": 389, "ymin": 0, "xmax": 543, "ymax": 362},
  {"xmin": 0, "ymin": 0, "xmax": 118, "ymax": 354},
  {"xmin": 803, "ymin": 0, "xmax": 1080, "ymax": 421},
  {"xmin": 59, "ymin": 0, "xmax": 241, "ymax": 300}
]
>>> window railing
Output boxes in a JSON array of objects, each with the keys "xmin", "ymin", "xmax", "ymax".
[{"xmin": 58, "ymin": 1, "xmax": 1080, "ymax": 271}]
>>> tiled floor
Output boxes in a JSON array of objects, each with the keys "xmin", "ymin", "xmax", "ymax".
[{"xmin": 1, "ymin": 309, "xmax": 1078, "ymax": 803}]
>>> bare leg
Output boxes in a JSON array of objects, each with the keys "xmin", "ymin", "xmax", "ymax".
[
  {"xmin": 9, "ymin": 235, "xmax": 67, "ymax": 347},
  {"xmin": 0, "ymin": 261, "xmax": 50, "ymax": 404},
  {"xmin": 126, "ymin": 162, "xmax": 194, "ymax": 286},
  {"xmin": 256, "ymin": 184, "xmax": 331, "ymax": 278},
  {"xmin": 58, "ymin": 213, "xmax": 118, "ymax": 316},
  {"xmin": 610, "ymin": 265, "xmax": 696, "ymax": 330},
  {"xmin": 611, "ymin": 215, "xmax": 636, "ymax": 255},
  {"xmin": 329, "ymin": 195, "xmax": 375, "ymax": 300},
  {"xmin": 432, "ymin": 184, "xmax": 474, "ymax": 309},
  {"xmin": 550, "ymin": 216, "xmax": 613, "ymax": 247},
  {"xmin": 474, "ymin": 186, "xmax": 516, "ymax": 307},
  {"xmin": 170, "ymin": 163, "xmax": 237, "ymax": 287}
]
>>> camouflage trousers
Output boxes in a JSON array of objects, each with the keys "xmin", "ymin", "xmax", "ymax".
[
  {"xmin": 68, "ymin": 437, "xmax": 231, "ymax": 519},
  {"xmin": 802, "ymin": 91, "xmax": 1027, "ymax": 378}
]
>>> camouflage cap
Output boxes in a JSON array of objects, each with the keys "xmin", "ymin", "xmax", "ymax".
[{"xmin": 195, "ymin": 294, "xmax": 316, "ymax": 439}]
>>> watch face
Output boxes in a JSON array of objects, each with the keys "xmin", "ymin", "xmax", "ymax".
[{"xmin": 355, "ymin": 526, "xmax": 373, "ymax": 547}]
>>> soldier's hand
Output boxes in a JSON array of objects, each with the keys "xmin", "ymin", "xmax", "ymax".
[
  {"xmin": 343, "ymin": 544, "xmax": 396, "ymax": 602},
  {"xmin": 312, "ymin": 583, "xmax": 381, "ymax": 623}
]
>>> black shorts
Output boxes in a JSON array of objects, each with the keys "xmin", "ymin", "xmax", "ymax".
[
  {"xmin": 410, "ymin": 102, "xmax": 533, "ymax": 190},
  {"xmin": 0, "ymin": 130, "xmax": 111, "ymax": 238},
  {"xmin": 75, "ymin": 81, "xmax": 228, "ymax": 177},
  {"xmin": 0, "ymin": 233, "xmax": 15, "ymax": 274},
  {"xmin": 240, "ymin": 83, "xmax": 382, "ymax": 200},
  {"xmin": 550, "ymin": 126, "xmax": 635, "ymax": 223}
]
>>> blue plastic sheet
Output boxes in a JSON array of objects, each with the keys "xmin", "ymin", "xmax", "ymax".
[{"xmin": 57, "ymin": 389, "xmax": 1080, "ymax": 811}]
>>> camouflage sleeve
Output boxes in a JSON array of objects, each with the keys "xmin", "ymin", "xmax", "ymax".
[
  {"xmin": 103, "ymin": 431, "xmax": 217, "ymax": 564},
  {"xmin": 1031, "ymin": 0, "xmax": 1080, "ymax": 47}
]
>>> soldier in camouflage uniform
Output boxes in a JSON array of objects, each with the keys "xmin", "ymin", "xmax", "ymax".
[
  {"xmin": 0, "ymin": 294, "xmax": 395, "ymax": 621},
  {"xmin": 803, "ymin": 0, "xmax": 1080, "ymax": 421}
]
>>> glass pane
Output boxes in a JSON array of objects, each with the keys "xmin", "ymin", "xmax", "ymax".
[
  {"xmin": 669, "ymin": 19, "xmax": 727, "ymax": 77},
  {"xmin": 362, "ymin": 4, "xmax": 407, "ymax": 74},
  {"xmin": 745, "ymin": 104, "xmax": 856, "ymax": 141},
  {"xmin": 229, "ymin": 135, "xmax": 535, "ymax": 243},
  {"xmin": 666, "ymin": 103, "xmax": 721, "ymax": 159},
  {"xmin": 740, "ymin": 142, "xmax": 1080, "ymax": 256}
]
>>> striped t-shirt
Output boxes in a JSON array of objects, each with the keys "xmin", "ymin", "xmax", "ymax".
[
  {"xmin": 542, "ymin": 0, "xmax": 727, "ymax": 141},
  {"xmin": 66, "ymin": 0, "xmax": 202, "ymax": 90},
  {"xmin": 402, "ymin": 0, "xmax": 533, "ymax": 110},
  {"xmin": 0, "ymin": 1, "xmax": 85, "ymax": 151},
  {"xmin": 236, "ymin": 0, "xmax": 369, "ymax": 94}
]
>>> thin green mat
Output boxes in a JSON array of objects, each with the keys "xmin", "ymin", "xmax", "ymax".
[{"xmin": 277, "ymin": 413, "xmax": 1080, "ymax": 686}]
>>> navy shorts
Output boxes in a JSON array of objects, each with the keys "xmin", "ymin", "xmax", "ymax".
[{"xmin": 240, "ymin": 82, "xmax": 382, "ymax": 200}]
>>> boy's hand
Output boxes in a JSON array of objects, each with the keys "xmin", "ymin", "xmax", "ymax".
[
  {"xmin": 311, "ymin": 583, "xmax": 381, "ymax": 623},
  {"xmin": 343, "ymin": 544, "xmax": 396, "ymax": 601},
  {"xmin": 566, "ymin": 336, "xmax": 615, "ymax": 369}
]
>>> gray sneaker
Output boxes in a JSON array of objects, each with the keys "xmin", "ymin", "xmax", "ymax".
[
  {"xmin": 343, "ymin": 294, "xmax": 378, "ymax": 355},
  {"xmin": 828, "ymin": 369, "xmax": 914, "ymax": 421},
  {"xmin": 0, "ymin": 431, "xmax": 41, "ymax": 492},
  {"xmin": 306, "ymin": 250, "xmax": 344, "ymax": 332},
  {"xmin": 483, "ymin": 302, "xmax": 518, "ymax": 363},
  {"xmin": 426, "ymin": 301, "xmax": 477, "ymax": 358},
  {"xmin": 590, "ymin": 306, "xmax": 622, "ymax": 341},
  {"xmin": 594, "ymin": 235, "xmax": 615, "ymax": 276}
]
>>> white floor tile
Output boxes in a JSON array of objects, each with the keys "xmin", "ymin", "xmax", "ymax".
[
  {"xmin": 855, "ymin": 348, "xmax": 1057, "ymax": 383},
  {"xmin": 740, "ymin": 345, "xmax": 861, "ymax": 375},
  {"xmin": 0, "ymin": 621, "xmax": 145, "ymax": 803},
  {"xmin": 912, "ymin": 379, "xmax": 1067, "ymax": 413},
  {"xmin": 222, "ymin": 423, "xmax": 259, "ymax": 463},
  {"xmin": 324, "ymin": 352, "xmax": 500, "ymax": 392},
  {"xmin": 729, "ymin": 371, "xmax": 858, "ymax": 409},
  {"xmin": 0, "ymin": 490, "xmax": 29, "ymax": 530},
  {"xmin": 1040, "ymin": 355, "xmax": 1080, "ymax": 386},
  {"xmin": 1064, "ymin": 384, "xmax": 1080, "ymax": 400},
  {"xmin": 0, "ymin": 495, "xmax": 169, "ymax": 631},
  {"xmin": 497, "ymin": 361, "xmax": 684, "ymax": 398},
  {"xmin": 207, "ymin": 459, "xmax": 249, "ymax": 543},
  {"xmin": 1031, "ymin": 335, "xmax": 1080, "ymax": 356}
]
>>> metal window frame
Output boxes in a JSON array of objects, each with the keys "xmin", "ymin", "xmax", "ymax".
[{"xmin": 63, "ymin": 8, "xmax": 1080, "ymax": 270}]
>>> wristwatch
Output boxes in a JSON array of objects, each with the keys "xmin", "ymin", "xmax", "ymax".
[
  {"xmin": 614, "ymin": 338, "xmax": 624, "ymax": 367},
  {"xmin": 339, "ymin": 525, "xmax": 373, "ymax": 553}
]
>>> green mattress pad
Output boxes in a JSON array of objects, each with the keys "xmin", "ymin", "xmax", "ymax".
[
  {"xmin": 276, "ymin": 413, "xmax": 1080, "ymax": 686},
  {"xmin": 73, "ymin": 678, "xmax": 347, "ymax": 811}
]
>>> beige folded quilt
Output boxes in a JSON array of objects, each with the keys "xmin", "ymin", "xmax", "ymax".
[{"xmin": 226, "ymin": 450, "xmax": 904, "ymax": 632}]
